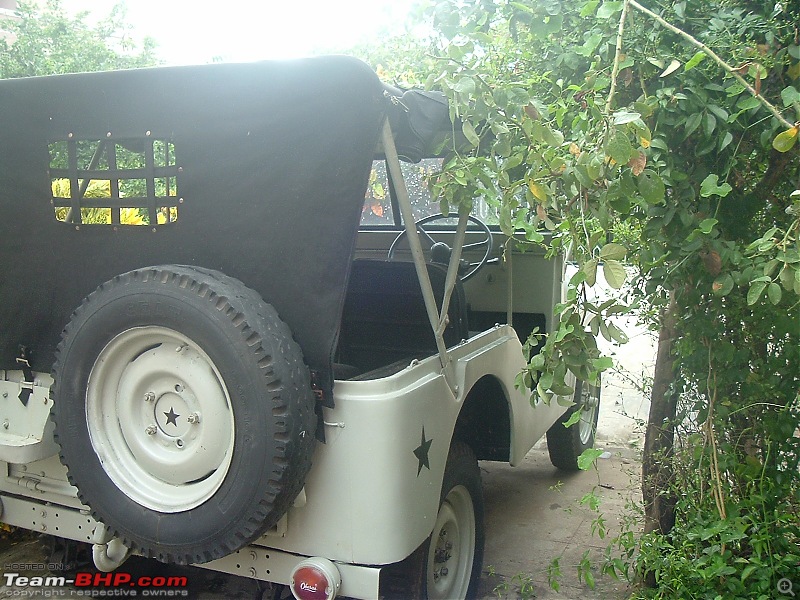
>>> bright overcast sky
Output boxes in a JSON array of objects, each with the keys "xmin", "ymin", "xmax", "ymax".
[{"xmin": 59, "ymin": 0, "xmax": 419, "ymax": 65}]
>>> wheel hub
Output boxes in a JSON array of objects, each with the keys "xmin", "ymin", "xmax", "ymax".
[
  {"xmin": 426, "ymin": 485, "xmax": 475, "ymax": 599},
  {"xmin": 154, "ymin": 391, "xmax": 191, "ymax": 438},
  {"xmin": 86, "ymin": 326, "xmax": 235, "ymax": 512}
]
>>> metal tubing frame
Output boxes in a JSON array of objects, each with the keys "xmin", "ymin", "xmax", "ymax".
[{"xmin": 381, "ymin": 120, "xmax": 459, "ymax": 391}]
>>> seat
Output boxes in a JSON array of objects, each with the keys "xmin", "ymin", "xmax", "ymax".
[{"xmin": 336, "ymin": 259, "xmax": 469, "ymax": 375}]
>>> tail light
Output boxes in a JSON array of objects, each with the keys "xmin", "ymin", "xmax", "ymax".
[{"xmin": 289, "ymin": 557, "xmax": 341, "ymax": 600}]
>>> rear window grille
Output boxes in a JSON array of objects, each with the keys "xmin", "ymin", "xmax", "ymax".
[{"xmin": 49, "ymin": 136, "xmax": 180, "ymax": 226}]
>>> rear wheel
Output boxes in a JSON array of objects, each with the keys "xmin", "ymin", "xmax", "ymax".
[
  {"xmin": 546, "ymin": 379, "xmax": 600, "ymax": 471},
  {"xmin": 52, "ymin": 265, "xmax": 316, "ymax": 564},
  {"xmin": 378, "ymin": 442, "xmax": 485, "ymax": 599},
  {"xmin": 425, "ymin": 442, "xmax": 484, "ymax": 599}
]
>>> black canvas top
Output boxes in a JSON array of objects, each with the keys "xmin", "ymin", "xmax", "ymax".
[{"xmin": 0, "ymin": 56, "xmax": 393, "ymax": 400}]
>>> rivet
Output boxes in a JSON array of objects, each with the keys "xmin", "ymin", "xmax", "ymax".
[
  {"xmin": 177, "ymin": 166, "xmax": 183, "ymax": 173},
  {"xmin": 152, "ymin": 227, "xmax": 157, "ymax": 233},
  {"xmin": 145, "ymin": 130, "xmax": 152, "ymax": 137},
  {"xmin": 2, "ymin": 391, "xmax": 8, "ymax": 398},
  {"xmin": 106, "ymin": 132, "xmax": 112, "ymax": 138},
  {"xmin": 178, "ymin": 198, "xmax": 184, "ymax": 204},
  {"xmin": 75, "ymin": 225, "xmax": 80, "ymax": 231},
  {"xmin": 68, "ymin": 132, "xmax": 74, "ymax": 139}
]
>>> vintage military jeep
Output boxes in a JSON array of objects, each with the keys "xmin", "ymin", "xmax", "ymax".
[{"xmin": 0, "ymin": 56, "xmax": 599, "ymax": 599}]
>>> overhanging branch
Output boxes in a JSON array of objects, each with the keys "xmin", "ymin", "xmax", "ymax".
[{"xmin": 628, "ymin": 0, "xmax": 796, "ymax": 130}]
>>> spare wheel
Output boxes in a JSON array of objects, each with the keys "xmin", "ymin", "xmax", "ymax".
[{"xmin": 51, "ymin": 265, "xmax": 316, "ymax": 564}]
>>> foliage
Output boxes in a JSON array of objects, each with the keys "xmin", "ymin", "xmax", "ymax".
[
  {"xmin": 0, "ymin": 0, "xmax": 159, "ymax": 79},
  {"xmin": 359, "ymin": 0, "xmax": 800, "ymax": 596}
]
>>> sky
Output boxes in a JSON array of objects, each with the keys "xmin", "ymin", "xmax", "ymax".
[{"xmin": 59, "ymin": 0, "xmax": 419, "ymax": 65}]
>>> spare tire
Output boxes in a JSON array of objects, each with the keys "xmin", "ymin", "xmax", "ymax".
[{"xmin": 51, "ymin": 265, "xmax": 316, "ymax": 564}]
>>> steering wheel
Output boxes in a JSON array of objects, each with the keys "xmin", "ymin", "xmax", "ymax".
[{"xmin": 387, "ymin": 213, "xmax": 493, "ymax": 282}]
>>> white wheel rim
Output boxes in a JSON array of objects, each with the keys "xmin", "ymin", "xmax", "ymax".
[
  {"xmin": 578, "ymin": 383, "xmax": 599, "ymax": 445},
  {"xmin": 86, "ymin": 326, "xmax": 235, "ymax": 513},
  {"xmin": 427, "ymin": 485, "xmax": 475, "ymax": 599}
]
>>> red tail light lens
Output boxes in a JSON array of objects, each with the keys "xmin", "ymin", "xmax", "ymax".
[{"xmin": 289, "ymin": 558, "xmax": 341, "ymax": 600}]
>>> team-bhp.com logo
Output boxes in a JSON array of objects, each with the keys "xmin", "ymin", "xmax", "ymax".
[{"xmin": 3, "ymin": 572, "xmax": 188, "ymax": 596}]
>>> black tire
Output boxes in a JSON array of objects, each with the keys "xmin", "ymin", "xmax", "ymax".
[
  {"xmin": 380, "ymin": 442, "xmax": 485, "ymax": 600},
  {"xmin": 546, "ymin": 379, "xmax": 601, "ymax": 471},
  {"xmin": 51, "ymin": 265, "xmax": 316, "ymax": 564}
]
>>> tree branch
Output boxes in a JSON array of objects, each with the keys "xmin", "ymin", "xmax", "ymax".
[
  {"xmin": 606, "ymin": 0, "xmax": 630, "ymax": 113},
  {"xmin": 628, "ymin": 0, "xmax": 796, "ymax": 130}
]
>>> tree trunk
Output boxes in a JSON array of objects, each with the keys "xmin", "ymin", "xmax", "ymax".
[{"xmin": 641, "ymin": 291, "xmax": 679, "ymax": 585}]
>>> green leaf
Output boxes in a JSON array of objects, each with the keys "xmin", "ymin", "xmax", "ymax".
[
  {"xmin": 747, "ymin": 281, "xmax": 767, "ymax": 305},
  {"xmin": 583, "ymin": 258, "xmax": 598, "ymax": 286},
  {"xmin": 736, "ymin": 96, "xmax": 762, "ymax": 111},
  {"xmin": 719, "ymin": 132, "xmax": 733, "ymax": 152},
  {"xmin": 684, "ymin": 51, "xmax": 707, "ymax": 71},
  {"xmin": 773, "ymin": 127, "xmax": 799, "ymax": 153},
  {"xmin": 684, "ymin": 112, "xmax": 702, "ymax": 138},
  {"xmin": 580, "ymin": 0, "xmax": 600, "ymax": 17},
  {"xmin": 700, "ymin": 174, "xmax": 733, "ymax": 198},
  {"xmin": 698, "ymin": 218, "xmax": 718, "ymax": 234},
  {"xmin": 703, "ymin": 113, "xmax": 716, "ymax": 137},
  {"xmin": 781, "ymin": 86, "xmax": 800, "ymax": 107},
  {"xmin": 592, "ymin": 356, "xmax": 614, "ymax": 371},
  {"xmin": 767, "ymin": 282, "xmax": 782, "ymax": 305},
  {"xmin": 707, "ymin": 105, "xmax": 729, "ymax": 122},
  {"xmin": 563, "ymin": 408, "xmax": 583, "ymax": 428},
  {"xmin": 606, "ymin": 128, "xmax": 633, "ymax": 164},
  {"xmin": 712, "ymin": 274, "xmax": 734, "ymax": 296},
  {"xmin": 660, "ymin": 59, "xmax": 681, "ymax": 77},
  {"xmin": 638, "ymin": 170, "xmax": 666, "ymax": 204},
  {"xmin": 602, "ymin": 259, "xmax": 627, "ymax": 289},
  {"xmin": 606, "ymin": 322, "xmax": 629, "ymax": 344},
  {"xmin": 633, "ymin": 101, "xmax": 654, "ymax": 118},
  {"xmin": 453, "ymin": 76, "xmax": 476, "ymax": 95},
  {"xmin": 612, "ymin": 110, "xmax": 641, "ymax": 125},
  {"xmin": 462, "ymin": 121, "xmax": 480, "ymax": 147},
  {"xmin": 597, "ymin": 1, "xmax": 623, "ymax": 18},
  {"xmin": 599, "ymin": 242, "xmax": 627, "ymax": 261},
  {"xmin": 542, "ymin": 126, "xmax": 564, "ymax": 148},
  {"xmin": 578, "ymin": 448, "xmax": 604, "ymax": 470}
]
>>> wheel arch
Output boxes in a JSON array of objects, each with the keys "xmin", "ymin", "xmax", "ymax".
[{"xmin": 452, "ymin": 375, "xmax": 511, "ymax": 462}]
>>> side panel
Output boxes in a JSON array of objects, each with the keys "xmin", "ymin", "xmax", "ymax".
[{"xmin": 260, "ymin": 326, "xmax": 566, "ymax": 564}]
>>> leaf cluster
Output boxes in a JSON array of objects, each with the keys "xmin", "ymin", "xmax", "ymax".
[
  {"xmin": 360, "ymin": 0, "xmax": 799, "ymax": 595},
  {"xmin": 0, "ymin": 0, "xmax": 160, "ymax": 79}
]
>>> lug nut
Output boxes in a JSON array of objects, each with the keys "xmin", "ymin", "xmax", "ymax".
[
  {"xmin": 144, "ymin": 392, "xmax": 156, "ymax": 402},
  {"xmin": 145, "ymin": 425, "xmax": 157, "ymax": 435},
  {"xmin": 186, "ymin": 412, "xmax": 200, "ymax": 424}
]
